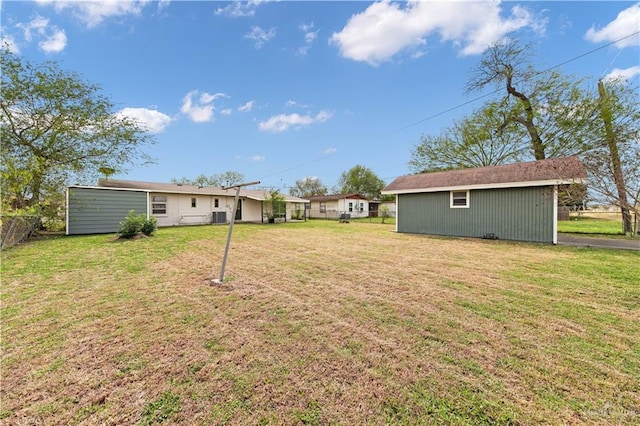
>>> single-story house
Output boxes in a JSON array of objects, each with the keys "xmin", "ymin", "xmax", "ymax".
[
  {"xmin": 66, "ymin": 179, "xmax": 308, "ymax": 235},
  {"xmin": 306, "ymin": 193, "xmax": 370, "ymax": 219},
  {"xmin": 381, "ymin": 156, "xmax": 586, "ymax": 244}
]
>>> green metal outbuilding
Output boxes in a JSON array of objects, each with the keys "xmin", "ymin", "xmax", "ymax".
[
  {"xmin": 66, "ymin": 186, "xmax": 148, "ymax": 235},
  {"xmin": 382, "ymin": 157, "xmax": 586, "ymax": 244}
]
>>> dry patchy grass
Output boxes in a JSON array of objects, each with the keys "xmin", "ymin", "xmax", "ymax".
[{"xmin": 2, "ymin": 221, "xmax": 639, "ymax": 425}]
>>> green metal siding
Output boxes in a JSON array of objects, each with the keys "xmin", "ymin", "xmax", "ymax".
[
  {"xmin": 397, "ymin": 186, "xmax": 554, "ymax": 243},
  {"xmin": 67, "ymin": 187, "xmax": 148, "ymax": 235}
]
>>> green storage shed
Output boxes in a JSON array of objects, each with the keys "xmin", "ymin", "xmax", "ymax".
[
  {"xmin": 382, "ymin": 157, "xmax": 586, "ymax": 244},
  {"xmin": 66, "ymin": 186, "xmax": 148, "ymax": 235}
]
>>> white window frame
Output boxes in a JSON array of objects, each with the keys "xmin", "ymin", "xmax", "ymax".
[
  {"xmin": 450, "ymin": 190, "xmax": 469, "ymax": 208},
  {"xmin": 152, "ymin": 195, "xmax": 167, "ymax": 215},
  {"xmin": 191, "ymin": 197, "xmax": 197, "ymax": 208}
]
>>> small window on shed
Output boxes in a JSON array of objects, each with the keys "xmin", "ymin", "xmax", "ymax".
[
  {"xmin": 191, "ymin": 197, "xmax": 197, "ymax": 208},
  {"xmin": 319, "ymin": 202, "xmax": 326, "ymax": 213},
  {"xmin": 152, "ymin": 195, "xmax": 167, "ymax": 215},
  {"xmin": 348, "ymin": 202, "xmax": 353, "ymax": 212},
  {"xmin": 214, "ymin": 198, "xmax": 219, "ymax": 208},
  {"xmin": 450, "ymin": 191, "xmax": 469, "ymax": 208}
]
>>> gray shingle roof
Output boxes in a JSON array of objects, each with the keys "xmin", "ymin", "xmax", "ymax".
[
  {"xmin": 307, "ymin": 193, "xmax": 367, "ymax": 202},
  {"xmin": 96, "ymin": 179, "xmax": 309, "ymax": 202},
  {"xmin": 383, "ymin": 156, "xmax": 586, "ymax": 194}
]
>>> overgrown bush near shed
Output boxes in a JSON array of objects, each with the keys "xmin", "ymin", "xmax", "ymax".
[{"xmin": 118, "ymin": 211, "xmax": 157, "ymax": 239}]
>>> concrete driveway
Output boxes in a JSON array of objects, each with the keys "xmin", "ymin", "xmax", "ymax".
[{"xmin": 557, "ymin": 234, "xmax": 640, "ymax": 251}]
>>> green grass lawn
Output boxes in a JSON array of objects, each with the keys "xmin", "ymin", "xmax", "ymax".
[
  {"xmin": 2, "ymin": 221, "xmax": 639, "ymax": 425},
  {"xmin": 558, "ymin": 215, "xmax": 626, "ymax": 236}
]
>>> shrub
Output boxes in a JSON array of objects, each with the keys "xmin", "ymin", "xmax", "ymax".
[
  {"xmin": 141, "ymin": 216, "xmax": 157, "ymax": 236},
  {"xmin": 118, "ymin": 211, "xmax": 145, "ymax": 238},
  {"xmin": 118, "ymin": 211, "xmax": 158, "ymax": 238}
]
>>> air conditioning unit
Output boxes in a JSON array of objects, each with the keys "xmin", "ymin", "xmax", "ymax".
[{"xmin": 212, "ymin": 212, "xmax": 227, "ymax": 224}]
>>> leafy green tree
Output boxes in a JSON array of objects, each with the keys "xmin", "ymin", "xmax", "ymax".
[
  {"xmin": 379, "ymin": 204, "xmax": 391, "ymax": 224},
  {"xmin": 0, "ymin": 48, "xmax": 154, "ymax": 214},
  {"xmin": 466, "ymin": 40, "xmax": 594, "ymax": 160},
  {"xmin": 289, "ymin": 177, "xmax": 328, "ymax": 198},
  {"xmin": 410, "ymin": 101, "xmax": 528, "ymax": 173},
  {"xmin": 263, "ymin": 189, "xmax": 286, "ymax": 222},
  {"xmin": 171, "ymin": 171, "xmax": 244, "ymax": 188},
  {"xmin": 337, "ymin": 165, "xmax": 385, "ymax": 200},
  {"xmin": 209, "ymin": 171, "xmax": 245, "ymax": 188}
]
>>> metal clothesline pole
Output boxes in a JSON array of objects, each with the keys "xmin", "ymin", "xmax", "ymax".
[{"xmin": 212, "ymin": 181, "xmax": 260, "ymax": 284}]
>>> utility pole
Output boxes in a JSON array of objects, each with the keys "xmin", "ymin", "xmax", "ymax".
[
  {"xmin": 211, "ymin": 181, "xmax": 260, "ymax": 284},
  {"xmin": 597, "ymin": 80, "xmax": 632, "ymax": 235}
]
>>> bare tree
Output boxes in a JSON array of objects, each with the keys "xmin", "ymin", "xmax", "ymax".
[{"xmin": 583, "ymin": 79, "xmax": 640, "ymax": 235}]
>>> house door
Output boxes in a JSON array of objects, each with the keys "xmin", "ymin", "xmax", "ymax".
[{"xmin": 235, "ymin": 199, "xmax": 242, "ymax": 221}]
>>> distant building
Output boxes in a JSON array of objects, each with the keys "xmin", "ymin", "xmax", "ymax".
[{"xmin": 306, "ymin": 193, "xmax": 369, "ymax": 219}]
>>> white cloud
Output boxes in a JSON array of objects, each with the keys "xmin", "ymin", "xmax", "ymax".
[
  {"xmin": 117, "ymin": 107, "xmax": 173, "ymax": 133},
  {"xmin": 324, "ymin": 148, "xmax": 337, "ymax": 155},
  {"xmin": 249, "ymin": 155, "xmax": 266, "ymax": 162},
  {"xmin": 16, "ymin": 15, "xmax": 67, "ymax": 53},
  {"xmin": 39, "ymin": 0, "xmax": 148, "ymax": 28},
  {"xmin": 157, "ymin": 0, "xmax": 171, "ymax": 14},
  {"xmin": 259, "ymin": 110, "xmax": 332, "ymax": 133},
  {"xmin": 17, "ymin": 16, "xmax": 48, "ymax": 41},
  {"xmin": 285, "ymin": 100, "xmax": 309, "ymax": 108},
  {"xmin": 585, "ymin": 4, "xmax": 640, "ymax": 48},
  {"xmin": 245, "ymin": 26, "xmax": 276, "ymax": 49},
  {"xmin": 214, "ymin": 0, "xmax": 270, "ymax": 17},
  {"xmin": 238, "ymin": 100, "xmax": 255, "ymax": 112},
  {"xmin": 297, "ymin": 21, "xmax": 319, "ymax": 56},
  {"xmin": 180, "ymin": 90, "xmax": 228, "ymax": 123},
  {"xmin": 221, "ymin": 108, "xmax": 233, "ymax": 116},
  {"xmin": 215, "ymin": 2, "xmax": 255, "ymax": 17},
  {"xmin": 330, "ymin": 0, "xmax": 544, "ymax": 66},
  {"xmin": 603, "ymin": 66, "xmax": 640, "ymax": 82},
  {"xmin": 39, "ymin": 29, "xmax": 67, "ymax": 53}
]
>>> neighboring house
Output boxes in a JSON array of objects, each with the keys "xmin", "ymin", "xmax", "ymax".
[
  {"xmin": 66, "ymin": 179, "xmax": 308, "ymax": 235},
  {"xmin": 306, "ymin": 193, "xmax": 370, "ymax": 219},
  {"xmin": 381, "ymin": 156, "xmax": 586, "ymax": 244}
]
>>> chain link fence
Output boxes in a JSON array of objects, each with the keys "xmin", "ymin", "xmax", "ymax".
[{"xmin": 1, "ymin": 215, "xmax": 40, "ymax": 250}]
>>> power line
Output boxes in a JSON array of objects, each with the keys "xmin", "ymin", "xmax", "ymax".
[
  {"xmin": 252, "ymin": 31, "xmax": 639, "ymax": 187},
  {"xmin": 392, "ymin": 30, "xmax": 640, "ymax": 133}
]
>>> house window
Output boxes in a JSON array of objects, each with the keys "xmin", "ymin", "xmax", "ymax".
[
  {"xmin": 191, "ymin": 197, "xmax": 197, "ymax": 208},
  {"xmin": 319, "ymin": 202, "xmax": 326, "ymax": 213},
  {"xmin": 450, "ymin": 191, "xmax": 469, "ymax": 208},
  {"xmin": 359, "ymin": 202, "xmax": 364, "ymax": 212},
  {"xmin": 214, "ymin": 198, "xmax": 219, "ymax": 208},
  {"xmin": 152, "ymin": 195, "xmax": 167, "ymax": 215},
  {"xmin": 348, "ymin": 202, "xmax": 353, "ymax": 212}
]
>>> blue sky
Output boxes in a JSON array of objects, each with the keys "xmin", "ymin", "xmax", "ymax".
[{"xmin": 2, "ymin": 1, "xmax": 639, "ymax": 191}]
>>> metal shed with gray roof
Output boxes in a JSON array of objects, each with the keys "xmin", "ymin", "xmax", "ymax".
[{"xmin": 381, "ymin": 156, "xmax": 586, "ymax": 243}]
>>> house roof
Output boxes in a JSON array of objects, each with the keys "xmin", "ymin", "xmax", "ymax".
[
  {"xmin": 93, "ymin": 179, "xmax": 309, "ymax": 203},
  {"xmin": 306, "ymin": 193, "xmax": 368, "ymax": 202},
  {"xmin": 382, "ymin": 156, "xmax": 586, "ymax": 195}
]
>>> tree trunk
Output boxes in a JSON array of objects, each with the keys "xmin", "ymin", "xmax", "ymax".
[
  {"xmin": 505, "ymin": 73, "xmax": 546, "ymax": 160},
  {"xmin": 597, "ymin": 80, "xmax": 633, "ymax": 234}
]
